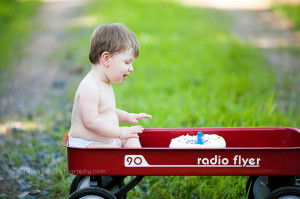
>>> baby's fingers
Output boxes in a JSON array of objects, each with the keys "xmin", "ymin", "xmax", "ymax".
[
  {"xmin": 136, "ymin": 127, "xmax": 144, "ymax": 133},
  {"xmin": 132, "ymin": 126, "xmax": 144, "ymax": 133},
  {"xmin": 138, "ymin": 113, "xmax": 152, "ymax": 119}
]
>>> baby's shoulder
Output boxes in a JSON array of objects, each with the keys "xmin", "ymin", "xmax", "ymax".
[{"xmin": 77, "ymin": 77, "xmax": 101, "ymax": 95}]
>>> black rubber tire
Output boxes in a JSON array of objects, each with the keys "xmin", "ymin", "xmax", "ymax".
[
  {"xmin": 266, "ymin": 186, "xmax": 300, "ymax": 199},
  {"xmin": 68, "ymin": 187, "xmax": 117, "ymax": 199}
]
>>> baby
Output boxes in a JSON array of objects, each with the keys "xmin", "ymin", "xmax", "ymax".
[{"xmin": 68, "ymin": 23, "xmax": 151, "ymax": 148}]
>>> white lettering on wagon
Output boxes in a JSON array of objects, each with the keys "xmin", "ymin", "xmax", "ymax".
[
  {"xmin": 197, "ymin": 155, "xmax": 261, "ymax": 167},
  {"xmin": 124, "ymin": 155, "xmax": 260, "ymax": 168}
]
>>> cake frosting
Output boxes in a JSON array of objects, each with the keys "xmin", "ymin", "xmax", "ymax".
[{"xmin": 169, "ymin": 132, "xmax": 226, "ymax": 148}]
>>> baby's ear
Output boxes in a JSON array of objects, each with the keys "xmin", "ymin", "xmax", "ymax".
[{"xmin": 100, "ymin": 52, "xmax": 110, "ymax": 67}]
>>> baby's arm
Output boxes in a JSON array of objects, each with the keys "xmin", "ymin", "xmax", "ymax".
[
  {"xmin": 78, "ymin": 83, "xmax": 142, "ymax": 139},
  {"xmin": 117, "ymin": 109, "xmax": 152, "ymax": 124}
]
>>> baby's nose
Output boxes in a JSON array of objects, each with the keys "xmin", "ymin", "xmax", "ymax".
[{"xmin": 129, "ymin": 65, "xmax": 134, "ymax": 72}]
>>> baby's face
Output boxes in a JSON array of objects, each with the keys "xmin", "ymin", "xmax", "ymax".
[{"xmin": 107, "ymin": 48, "xmax": 135, "ymax": 84}]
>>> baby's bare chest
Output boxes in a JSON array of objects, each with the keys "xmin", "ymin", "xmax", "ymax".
[{"xmin": 98, "ymin": 86, "xmax": 116, "ymax": 114}]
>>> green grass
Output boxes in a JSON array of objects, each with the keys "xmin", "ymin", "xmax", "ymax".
[
  {"xmin": 53, "ymin": 0, "xmax": 300, "ymax": 198},
  {"xmin": 273, "ymin": 3, "xmax": 300, "ymax": 30},
  {"xmin": 0, "ymin": 0, "xmax": 40, "ymax": 92},
  {"xmin": 1, "ymin": 0, "xmax": 299, "ymax": 198},
  {"xmin": 62, "ymin": 0, "xmax": 299, "ymax": 128}
]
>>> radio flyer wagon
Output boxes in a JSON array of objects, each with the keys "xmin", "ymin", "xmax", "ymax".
[{"xmin": 62, "ymin": 127, "xmax": 300, "ymax": 199}]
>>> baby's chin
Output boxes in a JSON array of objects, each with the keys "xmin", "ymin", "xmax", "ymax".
[
  {"xmin": 109, "ymin": 75, "xmax": 127, "ymax": 84},
  {"xmin": 111, "ymin": 79, "xmax": 124, "ymax": 84}
]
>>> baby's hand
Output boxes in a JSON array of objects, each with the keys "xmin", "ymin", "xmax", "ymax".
[
  {"xmin": 119, "ymin": 126, "xmax": 144, "ymax": 140},
  {"xmin": 126, "ymin": 113, "xmax": 152, "ymax": 124}
]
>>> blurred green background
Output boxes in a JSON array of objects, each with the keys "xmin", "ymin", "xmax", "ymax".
[
  {"xmin": 0, "ymin": 0, "xmax": 299, "ymax": 198},
  {"xmin": 62, "ymin": 0, "xmax": 299, "ymax": 128}
]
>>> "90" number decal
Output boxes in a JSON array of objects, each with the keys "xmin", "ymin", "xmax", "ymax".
[{"xmin": 124, "ymin": 155, "xmax": 149, "ymax": 167}]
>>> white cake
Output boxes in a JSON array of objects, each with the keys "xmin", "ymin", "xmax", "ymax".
[{"xmin": 169, "ymin": 132, "xmax": 226, "ymax": 148}]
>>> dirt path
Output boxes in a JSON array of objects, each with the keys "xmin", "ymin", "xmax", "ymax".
[
  {"xmin": 232, "ymin": 10, "xmax": 300, "ymax": 71},
  {"xmin": 181, "ymin": 0, "xmax": 300, "ymax": 71},
  {"xmin": 0, "ymin": 0, "xmax": 85, "ymax": 125},
  {"xmin": 0, "ymin": 1, "xmax": 85, "ymax": 197},
  {"xmin": 180, "ymin": 0, "xmax": 300, "ymax": 109}
]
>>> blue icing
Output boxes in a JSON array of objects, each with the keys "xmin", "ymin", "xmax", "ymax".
[
  {"xmin": 196, "ymin": 132, "xmax": 204, "ymax": 145},
  {"xmin": 187, "ymin": 139, "xmax": 197, "ymax": 144}
]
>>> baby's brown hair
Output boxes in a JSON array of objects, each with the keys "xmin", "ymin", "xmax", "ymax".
[{"xmin": 89, "ymin": 23, "xmax": 139, "ymax": 64}]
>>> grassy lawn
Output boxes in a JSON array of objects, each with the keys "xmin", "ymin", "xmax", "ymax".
[
  {"xmin": 63, "ymin": 0, "xmax": 299, "ymax": 128},
  {"xmin": 0, "ymin": 0, "xmax": 40, "ymax": 92},
  {"xmin": 1, "ymin": 0, "xmax": 299, "ymax": 198},
  {"xmin": 55, "ymin": 0, "xmax": 299, "ymax": 198}
]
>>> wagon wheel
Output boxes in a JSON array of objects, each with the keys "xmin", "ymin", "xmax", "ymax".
[
  {"xmin": 68, "ymin": 187, "xmax": 117, "ymax": 199},
  {"xmin": 246, "ymin": 176, "xmax": 270, "ymax": 199},
  {"xmin": 69, "ymin": 176, "xmax": 125, "ymax": 196},
  {"xmin": 266, "ymin": 186, "xmax": 300, "ymax": 199}
]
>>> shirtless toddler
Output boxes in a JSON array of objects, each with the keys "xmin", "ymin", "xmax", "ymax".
[{"xmin": 68, "ymin": 23, "xmax": 151, "ymax": 148}]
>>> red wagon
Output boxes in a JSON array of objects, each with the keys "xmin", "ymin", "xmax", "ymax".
[{"xmin": 62, "ymin": 127, "xmax": 300, "ymax": 199}]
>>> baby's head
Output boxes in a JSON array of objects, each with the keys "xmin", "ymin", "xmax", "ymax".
[{"xmin": 89, "ymin": 23, "xmax": 139, "ymax": 65}]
